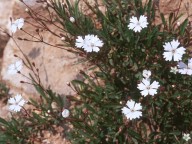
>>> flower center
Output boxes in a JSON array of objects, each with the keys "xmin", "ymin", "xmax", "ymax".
[
  {"xmin": 89, "ymin": 42, "xmax": 95, "ymax": 48},
  {"xmin": 14, "ymin": 101, "xmax": 20, "ymax": 106},
  {"xmin": 136, "ymin": 22, "xmax": 140, "ymax": 26},
  {"xmin": 130, "ymin": 108, "xmax": 135, "ymax": 112},
  {"xmin": 172, "ymin": 49, "xmax": 176, "ymax": 54},
  {"xmin": 146, "ymin": 86, "xmax": 150, "ymax": 90}
]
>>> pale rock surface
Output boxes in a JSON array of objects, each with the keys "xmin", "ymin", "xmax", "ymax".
[
  {"xmin": 156, "ymin": 0, "xmax": 192, "ymax": 23},
  {"xmin": 0, "ymin": 0, "xmax": 16, "ymax": 119},
  {"xmin": 1, "ymin": 1, "xmax": 86, "ymax": 97},
  {"xmin": 0, "ymin": 0, "xmax": 15, "ymax": 51},
  {"xmin": 0, "ymin": 0, "xmax": 15, "ymax": 31}
]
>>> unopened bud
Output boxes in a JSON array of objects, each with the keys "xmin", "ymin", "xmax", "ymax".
[
  {"xmin": 69, "ymin": 17, "xmax": 75, "ymax": 23},
  {"xmin": 177, "ymin": 21, "xmax": 180, "ymax": 26},
  {"xmin": 61, "ymin": 37, "xmax": 65, "ymax": 41},
  {"xmin": 25, "ymin": 8, "xmax": 29, "ymax": 12},
  {"xmin": 172, "ymin": 85, "xmax": 175, "ymax": 88}
]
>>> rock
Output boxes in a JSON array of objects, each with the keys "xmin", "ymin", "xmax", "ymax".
[
  {"xmin": 0, "ymin": 0, "xmax": 15, "ymax": 54},
  {"xmin": 155, "ymin": 0, "xmax": 192, "ymax": 24},
  {"xmin": 0, "ymin": 34, "xmax": 9, "ymax": 57},
  {"xmin": 1, "ymin": 1, "xmax": 86, "ymax": 97},
  {"xmin": 0, "ymin": 0, "xmax": 15, "ymax": 31}
]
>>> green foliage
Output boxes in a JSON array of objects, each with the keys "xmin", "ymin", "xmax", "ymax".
[
  {"xmin": 52, "ymin": 0, "xmax": 192, "ymax": 143},
  {"xmin": 52, "ymin": 0, "xmax": 94, "ymax": 35}
]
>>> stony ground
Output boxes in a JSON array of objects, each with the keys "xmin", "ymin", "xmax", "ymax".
[{"xmin": 0, "ymin": 0, "xmax": 192, "ymax": 143}]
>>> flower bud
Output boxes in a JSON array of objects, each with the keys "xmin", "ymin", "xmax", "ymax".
[
  {"xmin": 62, "ymin": 109, "xmax": 70, "ymax": 118},
  {"xmin": 69, "ymin": 17, "xmax": 75, "ymax": 23}
]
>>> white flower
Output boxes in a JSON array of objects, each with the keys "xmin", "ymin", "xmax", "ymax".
[
  {"xmin": 83, "ymin": 35, "xmax": 104, "ymax": 52},
  {"xmin": 142, "ymin": 70, "xmax": 151, "ymax": 79},
  {"xmin": 170, "ymin": 66, "xmax": 178, "ymax": 74},
  {"xmin": 7, "ymin": 60, "xmax": 23, "ymax": 75},
  {"xmin": 177, "ymin": 59, "xmax": 192, "ymax": 75},
  {"xmin": 62, "ymin": 109, "xmax": 70, "ymax": 118},
  {"xmin": 183, "ymin": 133, "xmax": 191, "ymax": 141},
  {"xmin": 121, "ymin": 100, "xmax": 142, "ymax": 120},
  {"xmin": 11, "ymin": 18, "xmax": 24, "ymax": 33},
  {"xmin": 8, "ymin": 94, "xmax": 27, "ymax": 112},
  {"xmin": 137, "ymin": 78, "xmax": 160, "ymax": 97},
  {"xmin": 75, "ymin": 34, "xmax": 104, "ymax": 52},
  {"xmin": 163, "ymin": 40, "xmax": 186, "ymax": 61},
  {"xmin": 128, "ymin": 15, "xmax": 148, "ymax": 32},
  {"xmin": 69, "ymin": 17, "xmax": 75, "ymax": 23}
]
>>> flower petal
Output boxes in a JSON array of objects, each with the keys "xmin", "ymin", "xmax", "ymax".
[
  {"xmin": 128, "ymin": 111, "xmax": 142, "ymax": 120},
  {"xmin": 148, "ymin": 89, "xmax": 157, "ymax": 96},
  {"xmin": 75, "ymin": 36, "xmax": 84, "ymax": 48},
  {"xmin": 17, "ymin": 18, "xmax": 24, "ymax": 29},
  {"xmin": 150, "ymin": 81, "xmax": 160, "ymax": 89},
  {"xmin": 126, "ymin": 100, "xmax": 135, "ymax": 109},
  {"xmin": 173, "ymin": 53, "xmax": 182, "ymax": 61},
  {"xmin": 137, "ymin": 83, "xmax": 146, "ymax": 91},
  {"xmin": 133, "ymin": 25, "xmax": 142, "ymax": 32},
  {"xmin": 178, "ymin": 61, "xmax": 187, "ymax": 69},
  {"xmin": 163, "ymin": 42, "xmax": 173, "ymax": 51},
  {"xmin": 128, "ymin": 23, "xmax": 136, "ymax": 30},
  {"xmin": 8, "ymin": 98, "xmax": 16, "ymax": 104},
  {"xmin": 141, "ymin": 89, "xmax": 149, "ymax": 97},
  {"xmin": 134, "ymin": 103, "xmax": 142, "ymax": 111},
  {"xmin": 163, "ymin": 52, "xmax": 173, "ymax": 61},
  {"xmin": 11, "ymin": 24, "xmax": 17, "ymax": 33},
  {"xmin": 122, "ymin": 107, "xmax": 131, "ymax": 115},
  {"xmin": 170, "ymin": 39, "xmax": 180, "ymax": 48}
]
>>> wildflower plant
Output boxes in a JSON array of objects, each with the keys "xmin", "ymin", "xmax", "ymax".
[{"xmin": 0, "ymin": 0, "xmax": 192, "ymax": 143}]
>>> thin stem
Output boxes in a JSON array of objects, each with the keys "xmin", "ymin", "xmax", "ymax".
[
  {"xmin": 21, "ymin": 29, "xmax": 82, "ymax": 54},
  {"xmin": 22, "ymin": 107, "xmax": 31, "ymax": 118}
]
